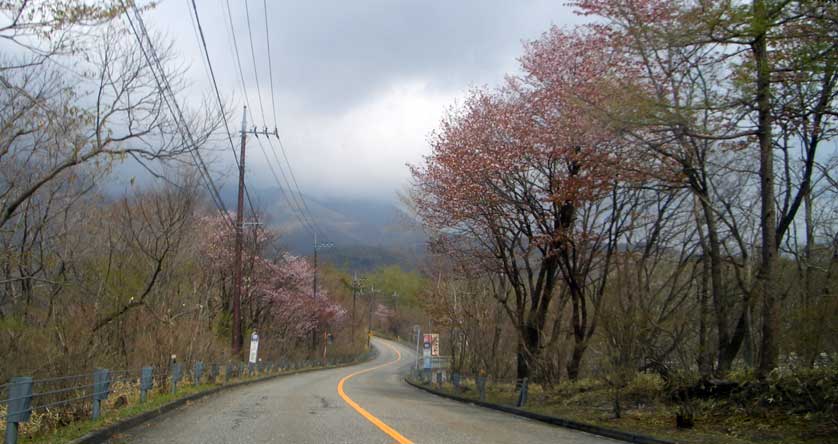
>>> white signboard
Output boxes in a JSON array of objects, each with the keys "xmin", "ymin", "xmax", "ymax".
[
  {"xmin": 422, "ymin": 334, "xmax": 432, "ymax": 369},
  {"xmin": 430, "ymin": 334, "xmax": 440, "ymax": 357},
  {"xmin": 248, "ymin": 332, "xmax": 259, "ymax": 364}
]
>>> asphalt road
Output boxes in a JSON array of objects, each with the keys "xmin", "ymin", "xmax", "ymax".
[{"xmin": 119, "ymin": 338, "xmax": 614, "ymax": 444}]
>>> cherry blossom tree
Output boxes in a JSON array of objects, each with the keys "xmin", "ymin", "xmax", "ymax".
[
  {"xmin": 199, "ymin": 214, "xmax": 345, "ymax": 354},
  {"xmin": 411, "ymin": 28, "xmax": 646, "ymax": 381}
]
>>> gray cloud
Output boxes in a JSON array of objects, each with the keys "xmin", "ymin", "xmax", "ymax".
[{"xmin": 139, "ymin": 0, "xmax": 582, "ymax": 201}]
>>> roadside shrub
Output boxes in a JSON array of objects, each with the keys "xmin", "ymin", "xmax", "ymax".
[
  {"xmin": 733, "ymin": 363, "xmax": 838, "ymax": 415},
  {"xmin": 624, "ymin": 372, "xmax": 665, "ymax": 405},
  {"xmin": 554, "ymin": 377, "xmax": 603, "ymax": 397}
]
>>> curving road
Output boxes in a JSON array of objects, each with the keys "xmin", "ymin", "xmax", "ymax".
[{"xmin": 119, "ymin": 338, "xmax": 613, "ymax": 444}]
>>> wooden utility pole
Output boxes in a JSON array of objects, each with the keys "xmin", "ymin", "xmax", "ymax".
[
  {"xmin": 311, "ymin": 233, "xmax": 333, "ymax": 350},
  {"xmin": 232, "ymin": 107, "xmax": 247, "ymax": 356},
  {"xmin": 352, "ymin": 273, "xmax": 357, "ymax": 345},
  {"xmin": 232, "ymin": 106, "xmax": 277, "ymax": 357},
  {"xmin": 367, "ymin": 284, "xmax": 375, "ymax": 349},
  {"xmin": 312, "ymin": 232, "xmax": 317, "ymax": 350}
]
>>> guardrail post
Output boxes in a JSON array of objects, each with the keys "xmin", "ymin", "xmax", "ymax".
[
  {"xmin": 193, "ymin": 361, "xmax": 203, "ymax": 386},
  {"xmin": 225, "ymin": 364, "xmax": 232, "ymax": 383},
  {"xmin": 477, "ymin": 375, "xmax": 487, "ymax": 402},
  {"xmin": 92, "ymin": 368, "xmax": 110, "ymax": 420},
  {"xmin": 171, "ymin": 364, "xmax": 182, "ymax": 395},
  {"xmin": 435, "ymin": 371, "xmax": 442, "ymax": 387},
  {"xmin": 210, "ymin": 364, "xmax": 219, "ymax": 383},
  {"xmin": 5, "ymin": 376, "xmax": 33, "ymax": 444},
  {"xmin": 516, "ymin": 377, "xmax": 528, "ymax": 407},
  {"xmin": 140, "ymin": 367, "xmax": 153, "ymax": 403},
  {"xmin": 452, "ymin": 372, "xmax": 461, "ymax": 392}
]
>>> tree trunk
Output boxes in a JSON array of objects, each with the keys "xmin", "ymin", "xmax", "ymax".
[
  {"xmin": 698, "ymin": 252, "xmax": 713, "ymax": 377},
  {"xmin": 516, "ymin": 321, "xmax": 540, "ymax": 381},
  {"xmin": 803, "ymin": 189, "xmax": 814, "ymax": 308},
  {"xmin": 516, "ymin": 339, "xmax": 529, "ymax": 381},
  {"xmin": 717, "ymin": 310, "xmax": 748, "ymax": 374},
  {"xmin": 697, "ymin": 193, "xmax": 748, "ymax": 375},
  {"xmin": 567, "ymin": 342, "xmax": 587, "ymax": 380},
  {"xmin": 742, "ymin": 307, "xmax": 754, "ymax": 368},
  {"xmin": 490, "ymin": 301, "xmax": 503, "ymax": 377},
  {"xmin": 753, "ymin": 0, "xmax": 779, "ymax": 378}
]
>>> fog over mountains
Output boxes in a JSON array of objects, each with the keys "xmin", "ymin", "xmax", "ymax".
[{"xmin": 220, "ymin": 186, "xmax": 426, "ymax": 271}]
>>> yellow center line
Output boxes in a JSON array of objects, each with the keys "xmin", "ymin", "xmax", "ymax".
[{"xmin": 337, "ymin": 341, "xmax": 413, "ymax": 444}]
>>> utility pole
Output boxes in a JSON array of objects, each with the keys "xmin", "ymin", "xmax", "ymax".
[
  {"xmin": 312, "ymin": 231, "xmax": 317, "ymax": 351},
  {"xmin": 311, "ymin": 233, "xmax": 333, "ymax": 350},
  {"xmin": 352, "ymin": 273, "xmax": 357, "ymax": 346},
  {"xmin": 232, "ymin": 106, "xmax": 277, "ymax": 357},
  {"xmin": 367, "ymin": 284, "xmax": 375, "ymax": 349},
  {"xmin": 415, "ymin": 326, "xmax": 421, "ymax": 369},
  {"xmin": 232, "ymin": 107, "xmax": 247, "ymax": 357}
]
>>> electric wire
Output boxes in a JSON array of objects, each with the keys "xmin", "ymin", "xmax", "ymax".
[
  {"xmin": 254, "ymin": 1, "xmax": 328, "ymax": 241},
  {"xmin": 262, "ymin": 0, "xmax": 278, "ymax": 128},
  {"xmin": 222, "ymin": 0, "xmax": 251, "ymax": 111},
  {"xmin": 120, "ymin": 1, "xmax": 234, "ymax": 229},
  {"xmin": 250, "ymin": 128, "xmax": 317, "ymax": 234},
  {"xmin": 242, "ymin": 0, "xmax": 268, "ymax": 122},
  {"xmin": 269, "ymin": 134, "xmax": 328, "ymax": 240},
  {"xmin": 221, "ymin": 0, "xmax": 323, "ymax": 238},
  {"xmin": 221, "ymin": 0, "xmax": 309, "ymax": 232},
  {"xmin": 188, "ymin": 0, "xmax": 260, "ymax": 225},
  {"xmin": 246, "ymin": 107, "xmax": 317, "ymax": 235}
]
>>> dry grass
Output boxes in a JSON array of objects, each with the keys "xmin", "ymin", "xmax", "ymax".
[{"xmin": 419, "ymin": 376, "xmax": 837, "ymax": 444}]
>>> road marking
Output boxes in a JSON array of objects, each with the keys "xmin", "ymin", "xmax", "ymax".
[{"xmin": 337, "ymin": 341, "xmax": 413, "ymax": 444}]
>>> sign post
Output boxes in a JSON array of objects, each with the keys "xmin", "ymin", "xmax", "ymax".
[
  {"xmin": 422, "ymin": 334, "xmax": 433, "ymax": 381},
  {"xmin": 413, "ymin": 325, "xmax": 421, "ymax": 373},
  {"xmin": 248, "ymin": 332, "xmax": 259, "ymax": 364}
]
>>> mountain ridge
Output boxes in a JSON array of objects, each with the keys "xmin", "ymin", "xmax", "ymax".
[{"xmin": 219, "ymin": 186, "xmax": 425, "ymax": 271}]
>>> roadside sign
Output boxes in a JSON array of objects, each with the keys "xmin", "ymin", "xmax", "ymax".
[
  {"xmin": 248, "ymin": 332, "xmax": 259, "ymax": 364},
  {"xmin": 430, "ymin": 334, "xmax": 439, "ymax": 356},
  {"xmin": 422, "ymin": 333, "xmax": 440, "ymax": 356}
]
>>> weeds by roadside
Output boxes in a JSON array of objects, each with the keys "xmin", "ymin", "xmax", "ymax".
[{"xmin": 412, "ymin": 369, "xmax": 837, "ymax": 444}]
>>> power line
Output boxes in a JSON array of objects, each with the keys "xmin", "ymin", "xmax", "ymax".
[
  {"xmin": 242, "ymin": 0, "xmax": 269, "ymax": 122},
  {"xmin": 222, "ymin": 0, "xmax": 325, "ymax": 240},
  {"xmin": 188, "ymin": 0, "xmax": 260, "ymax": 224},
  {"xmin": 222, "ymin": 0, "xmax": 251, "ymax": 112},
  {"xmin": 245, "ymin": 107, "xmax": 316, "ymax": 234},
  {"xmin": 250, "ymin": 0, "xmax": 327, "ymax": 240},
  {"xmin": 120, "ymin": 0, "xmax": 233, "ymax": 229},
  {"xmin": 262, "ymin": 0, "xmax": 278, "ymax": 128},
  {"xmin": 251, "ymin": 131, "xmax": 317, "ymax": 235},
  {"xmin": 269, "ymin": 134, "xmax": 328, "ymax": 239}
]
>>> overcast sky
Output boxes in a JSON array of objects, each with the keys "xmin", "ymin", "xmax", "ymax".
[{"xmin": 126, "ymin": 0, "xmax": 583, "ymax": 201}]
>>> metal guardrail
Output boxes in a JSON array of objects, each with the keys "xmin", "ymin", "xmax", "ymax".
[{"xmin": 1, "ymin": 354, "xmax": 366, "ymax": 444}]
